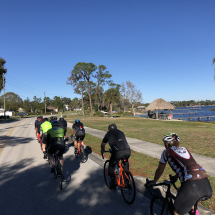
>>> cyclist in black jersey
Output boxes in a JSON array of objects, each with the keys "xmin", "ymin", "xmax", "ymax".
[
  {"xmin": 71, "ymin": 119, "xmax": 85, "ymax": 155},
  {"xmin": 59, "ymin": 117, "xmax": 67, "ymax": 139},
  {"xmin": 149, "ymin": 133, "xmax": 212, "ymax": 215},
  {"xmin": 101, "ymin": 124, "xmax": 131, "ymax": 189}
]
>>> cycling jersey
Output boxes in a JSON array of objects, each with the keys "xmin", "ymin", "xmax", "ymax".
[
  {"xmin": 36, "ymin": 120, "xmax": 44, "ymax": 133},
  {"xmin": 47, "ymin": 127, "xmax": 65, "ymax": 147},
  {"xmin": 160, "ymin": 146, "xmax": 207, "ymax": 182},
  {"xmin": 102, "ymin": 129, "xmax": 130, "ymax": 152},
  {"xmin": 40, "ymin": 121, "xmax": 52, "ymax": 134},
  {"xmin": 72, "ymin": 122, "xmax": 85, "ymax": 138},
  {"xmin": 59, "ymin": 119, "xmax": 67, "ymax": 128}
]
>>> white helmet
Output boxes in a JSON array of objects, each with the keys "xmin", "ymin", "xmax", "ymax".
[{"xmin": 163, "ymin": 133, "xmax": 180, "ymax": 148}]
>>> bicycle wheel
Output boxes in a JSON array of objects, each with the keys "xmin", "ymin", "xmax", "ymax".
[
  {"xmin": 103, "ymin": 160, "xmax": 112, "ymax": 189},
  {"xmin": 57, "ymin": 162, "xmax": 63, "ymax": 190},
  {"xmin": 120, "ymin": 170, "xmax": 136, "ymax": 204},
  {"xmin": 80, "ymin": 145, "xmax": 86, "ymax": 163},
  {"xmin": 150, "ymin": 196, "xmax": 171, "ymax": 215}
]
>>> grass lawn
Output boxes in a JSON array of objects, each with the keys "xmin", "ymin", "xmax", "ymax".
[
  {"xmin": 65, "ymin": 115, "xmax": 215, "ymax": 158},
  {"xmin": 66, "ymin": 127, "xmax": 215, "ymax": 211}
]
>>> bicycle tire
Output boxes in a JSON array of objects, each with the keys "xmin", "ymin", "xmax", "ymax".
[
  {"xmin": 57, "ymin": 162, "xmax": 63, "ymax": 190},
  {"xmin": 80, "ymin": 145, "xmax": 85, "ymax": 163},
  {"xmin": 120, "ymin": 170, "xmax": 136, "ymax": 205},
  {"xmin": 103, "ymin": 160, "xmax": 112, "ymax": 190},
  {"xmin": 150, "ymin": 196, "xmax": 172, "ymax": 215}
]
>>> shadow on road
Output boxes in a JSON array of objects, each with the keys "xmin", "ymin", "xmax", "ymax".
[{"xmin": 0, "ymin": 154, "xmax": 150, "ymax": 215}]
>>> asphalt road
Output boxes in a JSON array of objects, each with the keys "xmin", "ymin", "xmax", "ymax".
[{"xmin": 0, "ymin": 118, "xmax": 152, "ymax": 215}]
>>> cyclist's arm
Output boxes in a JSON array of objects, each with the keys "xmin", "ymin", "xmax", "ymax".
[
  {"xmin": 101, "ymin": 142, "xmax": 107, "ymax": 153},
  {"xmin": 153, "ymin": 162, "xmax": 166, "ymax": 184}
]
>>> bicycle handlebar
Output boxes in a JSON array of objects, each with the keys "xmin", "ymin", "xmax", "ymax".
[
  {"xmin": 145, "ymin": 175, "xmax": 178, "ymax": 191},
  {"xmin": 101, "ymin": 149, "xmax": 112, "ymax": 159}
]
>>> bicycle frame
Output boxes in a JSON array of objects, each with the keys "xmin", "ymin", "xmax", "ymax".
[{"xmin": 114, "ymin": 163, "xmax": 130, "ymax": 188}]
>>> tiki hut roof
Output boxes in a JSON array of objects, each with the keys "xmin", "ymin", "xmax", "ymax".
[{"xmin": 145, "ymin": 98, "xmax": 175, "ymax": 111}]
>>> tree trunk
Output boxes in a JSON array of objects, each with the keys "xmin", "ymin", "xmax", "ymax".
[
  {"xmin": 87, "ymin": 81, "xmax": 93, "ymax": 115},
  {"xmin": 132, "ymin": 103, "xmax": 135, "ymax": 116},
  {"xmin": 110, "ymin": 102, "xmax": 113, "ymax": 117},
  {"xmin": 81, "ymin": 91, "xmax": 84, "ymax": 116}
]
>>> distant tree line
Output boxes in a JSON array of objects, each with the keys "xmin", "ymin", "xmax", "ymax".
[
  {"xmin": 0, "ymin": 93, "xmax": 72, "ymax": 113},
  {"xmin": 169, "ymin": 100, "xmax": 215, "ymax": 107}
]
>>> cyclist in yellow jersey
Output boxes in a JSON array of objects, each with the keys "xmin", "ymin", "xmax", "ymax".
[
  {"xmin": 47, "ymin": 121, "xmax": 65, "ymax": 174},
  {"xmin": 40, "ymin": 118, "xmax": 52, "ymax": 159}
]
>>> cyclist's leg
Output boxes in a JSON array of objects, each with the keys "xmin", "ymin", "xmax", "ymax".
[
  {"xmin": 47, "ymin": 146, "xmax": 56, "ymax": 172},
  {"xmin": 80, "ymin": 135, "xmax": 85, "ymax": 146},
  {"xmin": 108, "ymin": 152, "xmax": 117, "ymax": 189},
  {"xmin": 74, "ymin": 135, "xmax": 78, "ymax": 154},
  {"xmin": 118, "ymin": 149, "xmax": 131, "ymax": 171},
  {"xmin": 42, "ymin": 133, "xmax": 47, "ymax": 158},
  {"xmin": 174, "ymin": 178, "xmax": 212, "ymax": 215},
  {"xmin": 57, "ymin": 145, "xmax": 65, "ymax": 172}
]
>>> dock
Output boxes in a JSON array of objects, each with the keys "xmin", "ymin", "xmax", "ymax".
[
  {"xmin": 174, "ymin": 111, "xmax": 197, "ymax": 115},
  {"xmin": 176, "ymin": 116, "xmax": 215, "ymax": 121}
]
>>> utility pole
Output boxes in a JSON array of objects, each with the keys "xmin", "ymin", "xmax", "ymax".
[
  {"xmin": 3, "ymin": 73, "xmax": 5, "ymax": 118},
  {"xmin": 44, "ymin": 92, "xmax": 46, "ymax": 114}
]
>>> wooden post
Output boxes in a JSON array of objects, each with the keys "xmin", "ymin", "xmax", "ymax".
[{"xmin": 156, "ymin": 110, "xmax": 158, "ymax": 119}]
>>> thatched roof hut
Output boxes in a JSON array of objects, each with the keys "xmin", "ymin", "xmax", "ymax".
[{"xmin": 145, "ymin": 98, "xmax": 175, "ymax": 119}]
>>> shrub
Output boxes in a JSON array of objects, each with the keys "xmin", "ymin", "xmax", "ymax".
[{"xmin": 93, "ymin": 111, "xmax": 104, "ymax": 117}]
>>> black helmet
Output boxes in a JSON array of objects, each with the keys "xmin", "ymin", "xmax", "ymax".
[
  {"xmin": 108, "ymin": 124, "xmax": 117, "ymax": 130},
  {"xmin": 75, "ymin": 119, "xmax": 80, "ymax": 123},
  {"xmin": 52, "ymin": 120, "xmax": 59, "ymax": 127},
  {"xmin": 43, "ymin": 118, "xmax": 48, "ymax": 122},
  {"xmin": 53, "ymin": 117, "xmax": 57, "ymax": 120}
]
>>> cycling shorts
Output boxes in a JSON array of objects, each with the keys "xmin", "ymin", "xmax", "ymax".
[
  {"xmin": 174, "ymin": 177, "xmax": 212, "ymax": 214},
  {"xmin": 42, "ymin": 133, "xmax": 47, "ymax": 145},
  {"xmin": 47, "ymin": 144, "xmax": 65, "ymax": 157},
  {"xmin": 74, "ymin": 131, "xmax": 85, "ymax": 141}
]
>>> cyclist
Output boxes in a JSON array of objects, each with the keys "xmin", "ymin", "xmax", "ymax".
[
  {"xmin": 148, "ymin": 133, "xmax": 212, "ymax": 215},
  {"xmin": 101, "ymin": 124, "xmax": 131, "ymax": 189},
  {"xmin": 35, "ymin": 116, "xmax": 40, "ymax": 139},
  {"xmin": 40, "ymin": 118, "xmax": 52, "ymax": 159},
  {"xmin": 47, "ymin": 120, "xmax": 65, "ymax": 174},
  {"xmin": 36, "ymin": 116, "xmax": 43, "ymax": 142},
  {"xmin": 59, "ymin": 117, "xmax": 67, "ymax": 139},
  {"xmin": 71, "ymin": 119, "xmax": 85, "ymax": 156}
]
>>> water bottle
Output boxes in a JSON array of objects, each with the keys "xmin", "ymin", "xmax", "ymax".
[{"xmin": 115, "ymin": 164, "xmax": 120, "ymax": 179}]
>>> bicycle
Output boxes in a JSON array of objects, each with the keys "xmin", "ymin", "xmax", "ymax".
[
  {"xmin": 71, "ymin": 136, "xmax": 86, "ymax": 163},
  {"xmin": 145, "ymin": 175, "xmax": 209, "ymax": 215},
  {"xmin": 53, "ymin": 151, "xmax": 63, "ymax": 190},
  {"xmin": 102, "ymin": 150, "xmax": 136, "ymax": 205}
]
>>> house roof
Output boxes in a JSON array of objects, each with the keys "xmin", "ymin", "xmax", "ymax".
[{"xmin": 145, "ymin": 98, "xmax": 175, "ymax": 111}]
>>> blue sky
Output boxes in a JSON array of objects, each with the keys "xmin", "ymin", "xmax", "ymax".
[{"xmin": 1, "ymin": 0, "xmax": 215, "ymax": 103}]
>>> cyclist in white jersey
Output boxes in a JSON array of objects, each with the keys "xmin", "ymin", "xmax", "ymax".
[{"xmin": 149, "ymin": 133, "xmax": 212, "ymax": 215}]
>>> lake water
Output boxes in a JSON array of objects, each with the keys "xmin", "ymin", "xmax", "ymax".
[{"xmin": 137, "ymin": 106, "xmax": 215, "ymax": 122}]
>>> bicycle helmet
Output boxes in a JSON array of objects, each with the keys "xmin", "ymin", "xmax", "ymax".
[
  {"xmin": 52, "ymin": 120, "xmax": 60, "ymax": 127},
  {"xmin": 163, "ymin": 133, "xmax": 180, "ymax": 148},
  {"xmin": 108, "ymin": 124, "xmax": 117, "ymax": 130},
  {"xmin": 53, "ymin": 117, "xmax": 57, "ymax": 120},
  {"xmin": 75, "ymin": 119, "xmax": 80, "ymax": 123},
  {"xmin": 43, "ymin": 118, "xmax": 48, "ymax": 122}
]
